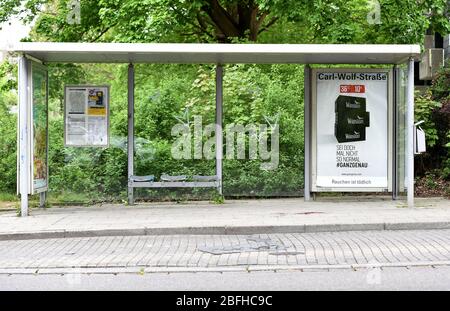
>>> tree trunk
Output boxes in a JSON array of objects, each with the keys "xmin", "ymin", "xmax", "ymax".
[{"xmin": 201, "ymin": 0, "xmax": 272, "ymax": 42}]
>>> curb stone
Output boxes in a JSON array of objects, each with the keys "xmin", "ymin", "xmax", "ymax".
[
  {"xmin": 0, "ymin": 261, "xmax": 449, "ymax": 275},
  {"xmin": 1, "ymin": 221, "xmax": 450, "ymax": 241}
]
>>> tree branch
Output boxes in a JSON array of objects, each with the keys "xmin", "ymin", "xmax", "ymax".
[
  {"xmin": 258, "ymin": 16, "xmax": 279, "ymax": 34},
  {"xmin": 166, "ymin": 2, "xmax": 215, "ymax": 40},
  {"xmin": 196, "ymin": 13, "xmax": 215, "ymax": 38},
  {"xmin": 90, "ymin": 23, "xmax": 118, "ymax": 42},
  {"xmin": 202, "ymin": 0, "xmax": 241, "ymax": 38}
]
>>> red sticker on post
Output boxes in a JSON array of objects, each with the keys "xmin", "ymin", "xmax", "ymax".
[{"xmin": 340, "ymin": 85, "xmax": 365, "ymax": 93}]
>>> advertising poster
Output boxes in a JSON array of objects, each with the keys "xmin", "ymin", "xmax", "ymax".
[
  {"xmin": 31, "ymin": 64, "xmax": 48, "ymax": 193},
  {"xmin": 314, "ymin": 70, "xmax": 389, "ymax": 189},
  {"xmin": 65, "ymin": 86, "xmax": 109, "ymax": 147},
  {"xmin": 87, "ymin": 89, "xmax": 106, "ymax": 115}
]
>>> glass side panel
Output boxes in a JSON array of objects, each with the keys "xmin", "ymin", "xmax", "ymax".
[
  {"xmin": 395, "ymin": 65, "xmax": 408, "ymax": 196},
  {"xmin": 31, "ymin": 62, "xmax": 49, "ymax": 193}
]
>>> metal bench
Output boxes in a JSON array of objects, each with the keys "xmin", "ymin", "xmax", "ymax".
[{"xmin": 129, "ymin": 174, "xmax": 220, "ymax": 189}]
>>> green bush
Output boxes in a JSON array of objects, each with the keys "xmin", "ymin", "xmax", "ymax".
[
  {"xmin": 37, "ymin": 63, "xmax": 305, "ymax": 200},
  {"xmin": 0, "ymin": 61, "xmax": 306, "ymax": 200},
  {"xmin": 0, "ymin": 93, "xmax": 17, "ymax": 193},
  {"xmin": 415, "ymin": 90, "xmax": 441, "ymax": 148},
  {"xmin": 429, "ymin": 61, "xmax": 450, "ymax": 180},
  {"xmin": 0, "ymin": 62, "xmax": 17, "ymax": 194}
]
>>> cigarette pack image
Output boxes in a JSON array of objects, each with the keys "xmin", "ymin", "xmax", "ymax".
[{"xmin": 335, "ymin": 95, "xmax": 370, "ymax": 143}]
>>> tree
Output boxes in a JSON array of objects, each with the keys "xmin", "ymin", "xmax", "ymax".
[
  {"xmin": 0, "ymin": 0, "xmax": 281, "ymax": 42},
  {"xmin": 1, "ymin": 0, "xmax": 449, "ymax": 44},
  {"xmin": 1, "ymin": 0, "xmax": 449, "ymax": 199}
]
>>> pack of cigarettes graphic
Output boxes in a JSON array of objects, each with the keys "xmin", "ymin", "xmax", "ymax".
[{"xmin": 335, "ymin": 95, "xmax": 370, "ymax": 143}]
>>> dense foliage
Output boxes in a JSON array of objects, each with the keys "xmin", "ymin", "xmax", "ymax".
[
  {"xmin": 0, "ymin": 62, "xmax": 17, "ymax": 193},
  {"xmin": 1, "ymin": 0, "xmax": 449, "ymax": 43},
  {"xmin": 0, "ymin": 0, "xmax": 449, "ymax": 201},
  {"xmin": 427, "ymin": 61, "xmax": 450, "ymax": 178}
]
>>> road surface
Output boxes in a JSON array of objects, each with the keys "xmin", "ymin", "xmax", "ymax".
[
  {"xmin": 1, "ymin": 229, "xmax": 449, "ymax": 290},
  {"xmin": 1, "ymin": 267, "xmax": 450, "ymax": 290}
]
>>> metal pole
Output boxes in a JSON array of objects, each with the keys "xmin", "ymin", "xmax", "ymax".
[
  {"xmin": 127, "ymin": 64, "xmax": 135, "ymax": 205},
  {"xmin": 392, "ymin": 65, "xmax": 398, "ymax": 200},
  {"xmin": 304, "ymin": 65, "xmax": 311, "ymax": 201},
  {"xmin": 39, "ymin": 192, "xmax": 46, "ymax": 208},
  {"xmin": 406, "ymin": 58, "xmax": 415, "ymax": 207},
  {"xmin": 215, "ymin": 65, "xmax": 223, "ymax": 195},
  {"xmin": 18, "ymin": 56, "xmax": 29, "ymax": 217}
]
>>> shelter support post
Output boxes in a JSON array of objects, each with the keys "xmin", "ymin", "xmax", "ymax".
[
  {"xmin": 406, "ymin": 58, "xmax": 415, "ymax": 207},
  {"xmin": 39, "ymin": 192, "xmax": 46, "ymax": 208},
  {"xmin": 304, "ymin": 65, "xmax": 312, "ymax": 201},
  {"xmin": 128, "ymin": 64, "xmax": 135, "ymax": 205},
  {"xmin": 18, "ymin": 55, "xmax": 30, "ymax": 217},
  {"xmin": 215, "ymin": 65, "xmax": 223, "ymax": 195},
  {"xmin": 392, "ymin": 65, "xmax": 399, "ymax": 200}
]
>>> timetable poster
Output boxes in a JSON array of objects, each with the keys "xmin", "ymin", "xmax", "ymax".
[{"xmin": 65, "ymin": 86, "xmax": 109, "ymax": 147}]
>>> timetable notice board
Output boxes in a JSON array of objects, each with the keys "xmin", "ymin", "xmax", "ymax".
[{"xmin": 65, "ymin": 85, "xmax": 110, "ymax": 147}]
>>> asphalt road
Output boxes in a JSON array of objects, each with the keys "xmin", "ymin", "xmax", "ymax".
[{"xmin": 1, "ymin": 266, "xmax": 450, "ymax": 291}]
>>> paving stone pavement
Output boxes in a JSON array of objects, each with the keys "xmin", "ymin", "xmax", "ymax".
[
  {"xmin": 0, "ymin": 229, "xmax": 449, "ymax": 271},
  {"xmin": 1, "ymin": 198, "xmax": 450, "ymax": 240}
]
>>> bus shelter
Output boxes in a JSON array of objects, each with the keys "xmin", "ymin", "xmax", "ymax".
[{"xmin": 9, "ymin": 43, "xmax": 420, "ymax": 217}]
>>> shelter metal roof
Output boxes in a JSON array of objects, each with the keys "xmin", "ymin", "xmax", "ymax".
[{"xmin": 7, "ymin": 42, "xmax": 420, "ymax": 64}]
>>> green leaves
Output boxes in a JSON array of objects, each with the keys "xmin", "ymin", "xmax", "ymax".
[
  {"xmin": 0, "ymin": 76, "xmax": 17, "ymax": 193},
  {"xmin": 1, "ymin": 0, "xmax": 449, "ymax": 198},
  {"xmin": 415, "ymin": 90, "xmax": 441, "ymax": 148},
  {"xmin": 2, "ymin": 0, "xmax": 449, "ymax": 44}
]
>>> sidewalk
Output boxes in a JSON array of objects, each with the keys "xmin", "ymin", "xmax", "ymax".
[{"xmin": 0, "ymin": 197, "xmax": 449, "ymax": 240}]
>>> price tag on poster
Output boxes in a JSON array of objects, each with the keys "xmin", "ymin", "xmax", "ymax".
[
  {"xmin": 312, "ymin": 69, "xmax": 391, "ymax": 191},
  {"xmin": 64, "ymin": 85, "xmax": 109, "ymax": 147}
]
